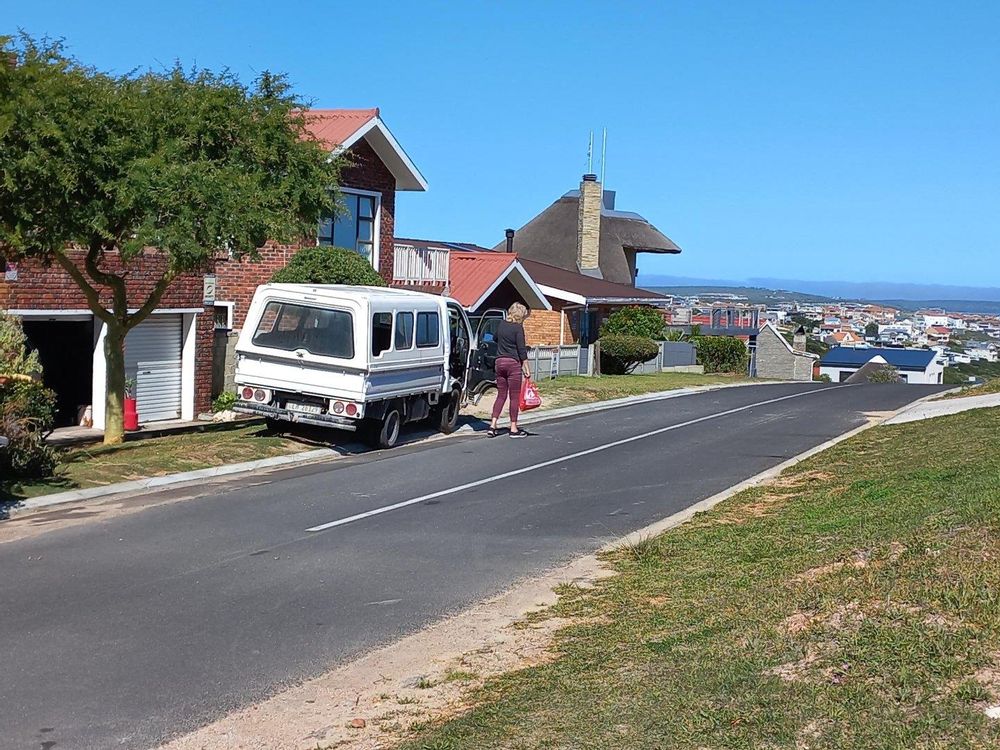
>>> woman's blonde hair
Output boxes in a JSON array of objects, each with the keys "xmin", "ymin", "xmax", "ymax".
[{"xmin": 507, "ymin": 302, "xmax": 529, "ymax": 324}]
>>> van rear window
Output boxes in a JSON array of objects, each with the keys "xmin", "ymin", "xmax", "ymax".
[{"xmin": 251, "ymin": 301, "xmax": 354, "ymax": 359}]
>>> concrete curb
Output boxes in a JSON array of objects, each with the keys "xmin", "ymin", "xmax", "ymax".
[
  {"xmin": 603, "ymin": 386, "xmax": 953, "ymax": 552},
  {"xmin": 13, "ymin": 448, "xmax": 343, "ymax": 514},
  {"xmin": 2, "ymin": 381, "xmax": 821, "ymax": 518}
]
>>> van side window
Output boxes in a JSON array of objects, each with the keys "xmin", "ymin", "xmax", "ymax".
[
  {"xmin": 416, "ymin": 311, "xmax": 440, "ymax": 348},
  {"xmin": 372, "ymin": 312, "xmax": 392, "ymax": 357},
  {"xmin": 395, "ymin": 312, "xmax": 414, "ymax": 350}
]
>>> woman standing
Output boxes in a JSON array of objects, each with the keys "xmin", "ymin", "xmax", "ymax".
[{"xmin": 487, "ymin": 302, "xmax": 531, "ymax": 438}]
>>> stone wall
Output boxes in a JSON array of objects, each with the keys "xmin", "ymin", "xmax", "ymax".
[{"xmin": 755, "ymin": 325, "xmax": 814, "ymax": 381}]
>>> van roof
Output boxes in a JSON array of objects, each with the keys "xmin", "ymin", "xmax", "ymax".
[{"xmin": 260, "ymin": 283, "xmax": 447, "ymax": 305}]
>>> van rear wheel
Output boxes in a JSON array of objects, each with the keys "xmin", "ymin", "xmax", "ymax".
[
  {"xmin": 435, "ymin": 389, "xmax": 461, "ymax": 434},
  {"xmin": 363, "ymin": 406, "xmax": 401, "ymax": 449}
]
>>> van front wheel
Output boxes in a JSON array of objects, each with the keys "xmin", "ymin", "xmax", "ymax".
[{"xmin": 363, "ymin": 406, "xmax": 401, "ymax": 449}]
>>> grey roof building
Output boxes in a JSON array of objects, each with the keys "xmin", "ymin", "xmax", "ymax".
[{"xmin": 494, "ymin": 174, "xmax": 681, "ymax": 285}]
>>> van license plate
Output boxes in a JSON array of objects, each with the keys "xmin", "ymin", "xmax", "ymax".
[{"xmin": 287, "ymin": 402, "xmax": 323, "ymax": 415}]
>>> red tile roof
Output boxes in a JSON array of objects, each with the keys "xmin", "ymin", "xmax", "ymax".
[
  {"xmin": 303, "ymin": 108, "xmax": 380, "ymax": 150},
  {"xmin": 447, "ymin": 252, "xmax": 516, "ymax": 308}
]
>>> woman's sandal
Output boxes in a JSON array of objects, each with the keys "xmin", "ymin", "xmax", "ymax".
[{"xmin": 486, "ymin": 428, "xmax": 500, "ymax": 438}]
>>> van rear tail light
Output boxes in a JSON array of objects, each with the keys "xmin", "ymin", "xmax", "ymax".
[
  {"xmin": 332, "ymin": 401, "xmax": 345, "ymax": 414},
  {"xmin": 345, "ymin": 403, "xmax": 358, "ymax": 417},
  {"xmin": 254, "ymin": 389, "xmax": 266, "ymax": 402},
  {"xmin": 241, "ymin": 387, "xmax": 254, "ymax": 400}
]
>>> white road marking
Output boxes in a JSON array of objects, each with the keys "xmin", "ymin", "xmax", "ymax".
[{"xmin": 306, "ymin": 385, "xmax": 853, "ymax": 532}]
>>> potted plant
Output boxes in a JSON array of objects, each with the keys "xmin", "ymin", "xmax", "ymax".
[{"xmin": 123, "ymin": 377, "xmax": 140, "ymax": 432}]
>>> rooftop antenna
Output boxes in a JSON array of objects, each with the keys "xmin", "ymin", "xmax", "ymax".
[
  {"xmin": 587, "ymin": 130, "xmax": 594, "ymax": 174},
  {"xmin": 600, "ymin": 127, "xmax": 607, "ymax": 185}
]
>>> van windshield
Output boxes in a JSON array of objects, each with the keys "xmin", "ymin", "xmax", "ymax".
[{"xmin": 251, "ymin": 301, "xmax": 354, "ymax": 359}]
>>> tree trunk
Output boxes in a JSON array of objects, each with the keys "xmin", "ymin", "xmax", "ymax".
[{"xmin": 104, "ymin": 323, "xmax": 127, "ymax": 445}]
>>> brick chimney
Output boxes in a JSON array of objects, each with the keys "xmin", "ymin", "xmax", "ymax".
[
  {"xmin": 793, "ymin": 325, "xmax": 807, "ymax": 353},
  {"xmin": 577, "ymin": 174, "xmax": 602, "ymax": 275}
]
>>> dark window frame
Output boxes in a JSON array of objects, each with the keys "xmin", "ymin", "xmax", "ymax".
[
  {"xmin": 317, "ymin": 191, "xmax": 378, "ymax": 264},
  {"xmin": 372, "ymin": 311, "xmax": 393, "ymax": 358},
  {"xmin": 395, "ymin": 311, "xmax": 414, "ymax": 350},
  {"xmin": 251, "ymin": 301, "xmax": 355, "ymax": 360},
  {"xmin": 416, "ymin": 311, "xmax": 440, "ymax": 349}
]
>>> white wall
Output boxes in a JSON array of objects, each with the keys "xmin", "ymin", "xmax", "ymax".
[
  {"xmin": 181, "ymin": 313, "xmax": 197, "ymax": 421},
  {"xmin": 92, "ymin": 319, "xmax": 107, "ymax": 430},
  {"xmin": 819, "ymin": 363, "xmax": 943, "ymax": 384}
]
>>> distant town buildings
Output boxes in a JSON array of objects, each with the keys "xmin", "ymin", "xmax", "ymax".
[{"xmin": 659, "ymin": 292, "xmax": 999, "ymax": 383}]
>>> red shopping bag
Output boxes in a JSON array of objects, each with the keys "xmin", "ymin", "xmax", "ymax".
[{"xmin": 520, "ymin": 378, "xmax": 543, "ymax": 411}]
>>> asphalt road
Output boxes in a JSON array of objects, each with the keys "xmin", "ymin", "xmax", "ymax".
[{"xmin": 0, "ymin": 382, "xmax": 944, "ymax": 749}]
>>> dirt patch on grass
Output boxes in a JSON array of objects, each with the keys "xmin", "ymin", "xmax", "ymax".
[
  {"xmin": 770, "ymin": 470, "xmax": 837, "ymax": 489},
  {"xmin": 794, "ymin": 557, "xmax": 868, "ymax": 583},
  {"xmin": 158, "ymin": 555, "xmax": 614, "ymax": 750},
  {"xmin": 766, "ymin": 645, "xmax": 823, "ymax": 682}
]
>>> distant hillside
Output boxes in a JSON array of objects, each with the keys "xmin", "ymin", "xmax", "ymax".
[
  {"xmin": 871, "ymin": 300, "xmax": 1000, "ymax": 315},
  {"xmin": 637, "ymin": 275, "xmax": 1000, "ymax": 312},
  {"xmin": 642, "ymin": 285, "xmax": 835, "ymax": 306}
]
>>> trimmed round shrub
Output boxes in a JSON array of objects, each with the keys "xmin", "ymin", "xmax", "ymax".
[
  {"xmin": 599, "ymin": 306, "xmax": 666, "ymax": 340},
  {"xmin": 693, "ymin": 336, "xmax": 749, "ymax": 374},
  {"xmin": 271, "ymin": 246, "xmax": 385, "ymax": 286},
  {"xmin": 599, "ymin": 335, "xmax": 660, "ymax": 375}
]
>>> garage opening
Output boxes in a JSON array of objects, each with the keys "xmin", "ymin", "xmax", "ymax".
[{"xmin": 22, "ymin": 318, "xmax": 95, "ymax": 428}]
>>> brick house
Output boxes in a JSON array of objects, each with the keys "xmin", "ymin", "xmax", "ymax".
[
  {"xmin": 391, "ymin": 238, "xmax": 549, "ymax": 315},
  {"xmin": 390, "ymin": 238, "xmax": 669, "ymax": 347},
  {"xmin": 1, "ymin": 252, "xmax": 213, "ymax": 429},
  {"xmin": 516, "ymin": 258, "xmax": 670, "ymax": 346},
  {"xmin": 214, "ymin": 109, "xmax": 426, "ymax": 332},
  {"xmin": 1, "ymin": 108, "xmax": 426, "ymax": 430}
]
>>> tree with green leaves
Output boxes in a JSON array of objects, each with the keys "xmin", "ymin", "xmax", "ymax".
[
  {"xmin": 0, "ymin": 35, "xmax": 340, "ymax": 444},
  {"xmin": 599, "ymin": 306, "xmax": 666, "ymax": 340}
]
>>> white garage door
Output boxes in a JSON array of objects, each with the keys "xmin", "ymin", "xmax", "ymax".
[{"xmin": 126, "ymin": 315, "xmax": 183, "ymax": 422}]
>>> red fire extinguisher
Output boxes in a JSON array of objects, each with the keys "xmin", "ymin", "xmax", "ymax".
[{"xmin": 124, "ymin": 378, "xmax": 139, "ymax": 431}]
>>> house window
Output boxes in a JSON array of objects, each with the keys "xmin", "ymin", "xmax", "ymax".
[
  {"xmin": 416, "ymin": 311, "xmax": 440, "ymax": 348},
  {"xmin": 213, "ymin": 302, "xmax": 234, "ymax": 331},
  {"xmin": 317, "ymin": 190, "xmax": 378, "ymax": 266}
]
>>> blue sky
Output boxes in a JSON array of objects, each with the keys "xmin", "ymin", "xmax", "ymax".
[{"xmin": 7, "ymin": 1, "xmax": 1000, "ymax": 286}]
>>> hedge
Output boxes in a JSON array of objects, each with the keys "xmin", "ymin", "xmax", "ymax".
[
  {"xmin": 693, "ymin": 336, "xmax": 749, "ymax": 374},
  {"xmin": 271, "ymin": 246, "xmax": 385, "ymax": 286}
]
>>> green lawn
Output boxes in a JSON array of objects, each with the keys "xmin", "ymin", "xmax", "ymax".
[
  {"xmin": 940, "ymin": 377, "xmax": 1000, "ymax": 400},
  {"xmin": 536, "ymin": 372, "xmax": 747, "ymax": 409},
  {"xmin": 1, "ymin": 424, "xmax": 309, "ymax": 504},
  {"xmin": 401, "ymin": 407, "xmax": 1000, "ymax": 749},
  {"xmin": 944, "ymin": 360, "xmax": 1000, "ymax": 386}
]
